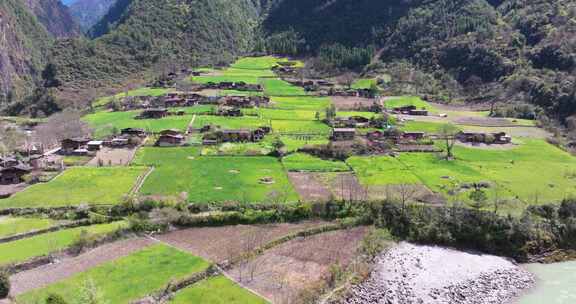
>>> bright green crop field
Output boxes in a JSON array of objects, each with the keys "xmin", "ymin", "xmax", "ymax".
[
  {"xmin": 17, "ymin": 244, "xmax": 210, "ymax": 304},
  {"xmin": 0, "ymin": 167, "xmax": 147, "ymax": 208},
  {"xmin": 94, "ymin": 87, "xmax": 171, "ymax": 107},
  {"xmin": 0, "ymin": 222, "xmax": 126, "ymax": 266},
  {"xmin": 192, "ymin": 75, "xmax": 261, "ymax": 85},
  {"xmin": 134, "ymin": 149, "xmax": 298, "ymax": 203},
  {"xmin": 84, "ymin": 110, "xmax": 194, "ymax": 138},
  {"xmin": 193, "ymin": 115, "xmax": 270, "ymax": 130},
  {"xmin": 351, "ymin": 78, "xmax": 377, "ymax": 89},
  {"xmin": 0, "ymin": 217, "xmax": 55, "ymax": 238},
  {"xmin": 384, "ymin": 96, "xmax": 436, "ymax": 111},
  {"xmin": 244, "ymin": 108, "xmax": 323, "ymax": 121},
  {"xmin": 171, "ymin": 275, "xmax": 268, "ymax": 304},
  {"xmin": 348, "ymin": 139, "xmax": 576, "ymax": 212},
  {"xmin": 271, "ymin": 96, "xmax": 332, "ymax": 111},
  {"xmin": 283, "ymin": 153, "xmax": 350, "ymax": 172},
  {"xmin": 261, "ymin": 79, "xmax": 307, "ymax": 96},
  {"xmin": 231, "ymin": 56, "xmax": 302, "ymax": 70},
  {"xmin": 271, "ymin": 120, "xmax": 331, "ymax": 135}
]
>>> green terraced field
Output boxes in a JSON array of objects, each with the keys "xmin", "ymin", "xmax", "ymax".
[
  {"xmin": 133, "ymin": 149, "xmax": 299, "ymax": 203},
  {"xmin": 271, "ymin": 96, "xmax": 332, "ymax": 111},
  {"xmin": 0, "ymin": 167, "xmax": 147, "ymax": 208},
  {"xmin": 17, "ymin": 244, "xmax": 210, "ymax": 304},
  {"xmin": 171, "ymin": 275, "xmax": 268, "ymax": 304},
  {"xmin": 193, "ymin": 115, "xmax": 270, "ymax": 130},
  {"xmin": 283, "ymin": 153, "xmax": 350, "ymax": 172},
  {"xmin": 0, "ymin": 217, "xmax": 55, "ymax": 238},
  {"xmin": 261, "ymin": 79, "xmax": 307, "ymax": 96},
  {"xmin": 0, "ymin": 222, "xmax": 126, "ymax": 266},
  {"xmin": 84, "ymin": 110, "xmax": 194, "ymax": 138}
]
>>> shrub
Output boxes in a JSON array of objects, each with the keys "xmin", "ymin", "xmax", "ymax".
[
  {"xmin": 0, "ymin": 271, "xmax": 9, "ymax": 299},
  {"xmin": 45, "ymin": 293, "xmax": 69, "ymax": 304}
]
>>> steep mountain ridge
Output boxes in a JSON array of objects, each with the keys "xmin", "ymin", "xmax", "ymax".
[
  {"xmin": 22, "ymin": 0, "xmax": 81, "ymax": 37},
  {"xmin": 0, "ymin": 0, "xmax": 54, "ymax": 104},
  {"xmin": 69, "ymin": 0, "xmax": 116, "ymax": 31}
]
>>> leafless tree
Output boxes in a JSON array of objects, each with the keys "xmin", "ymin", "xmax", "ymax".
[
  {"xmin": 396, "ymin": 184, "xmax": 419, "ymax": 212},
  {"xmin": 34, "ymin": 109, "xmax": 93, "ymax": 148},
  {"xmin": 0, "ymin": 125, "xmax": 24, "ymax": 157},
  {"xmin": 437, "ymin": 123, "xmax": 459, "ymax": 160},
  {"xmin": 337, "ymin": 72, "xmax": 356, "ymax": 89}
]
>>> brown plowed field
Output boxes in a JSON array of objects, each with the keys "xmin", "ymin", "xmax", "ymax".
[
  {"xmin": 155, "ymin": 221, "xmax": 330, "ymax": 263},
  {"xmin": 8, "ymin": 237, "xmax": 155, "ymax": 296},
  {"xmin": 228, "ymin": 226, "xmax": 369, "ymax": 304}
]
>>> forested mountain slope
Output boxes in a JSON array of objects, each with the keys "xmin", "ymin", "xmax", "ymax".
[
  {"xmin": 3, "ymin": 0, "xmax": 576, "ymax": 123},
  {"xmin": 0, "ymin": 0, "xmax": 55, "ymax": 104}
]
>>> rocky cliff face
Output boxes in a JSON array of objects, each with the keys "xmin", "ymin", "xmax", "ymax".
[
  {"xmin": 0, "ymin": 0, "xmax": 54, "ymax": 104},
  {"xmin": 69, "ymin": 0, "xmax": 116, "ymax": 31},
  {"xmin": 23, "ymin": 0, "xmax": 81, "ymax": 38}
]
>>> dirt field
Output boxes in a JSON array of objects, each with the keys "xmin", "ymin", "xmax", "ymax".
[
  {"xmin": 316, "ymin": 173, "xmax": 368, "ymax": 201},
  {"xmin": 7, "ymin": 238, "xmax": 155, "ymax": 297},
  {"xmin": 331, "ymin": 96, "xmax": 376, "ymax": 110},
  {"xmin": 155, "ymin": 221, "xmax": 330, "ymax": 263},
  {"xmin": 87, "ymin": 147, "xmax": 138, "ymax": 166},
  {"xmin": 288, "ymin": 173, "xmax": 332, "ymax": 202},
  {"xmin": 227, "ymin": 226, "xmax": 369, "ymax": 304},
  {"xmin": 0, "ymin": 184, "xmax": 26, "ymax": 198}
]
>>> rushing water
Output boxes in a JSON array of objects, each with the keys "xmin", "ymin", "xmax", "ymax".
[{"xmin": 518, "ymin": 261, "xmax": 576, "ymax": 304}]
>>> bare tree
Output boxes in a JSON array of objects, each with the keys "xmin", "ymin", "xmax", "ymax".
[
  {"xmin": 437, "ymin": 123, "xmax": 459, "ymax": 160},
  {"xmin": 336, "ymin": 72, "xmax": 356, "ymax": 89},
  {"xmin": 396, "ymin": 184, "xmax": 419, "ymax": 212},
  {"xmin": 34, "ymin": 109, "xmax": 93, "ymax": 149},
  {"xmin": 0, "ymin": 125, "xmax": 24, "ymax": 157}
]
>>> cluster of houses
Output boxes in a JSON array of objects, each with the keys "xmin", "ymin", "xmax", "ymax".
[
  {"xmin": 61, "ymin": 128, "xmax": 148, "ymax": 156},
  {"xmin": 201, "ymin": 126, "xmax": 271, "ymax": 145},
  {"xmin": 326, "ymin": 88, "xmax": 375, "ymax": 98},
  {"xmin": 456, "ymin": 132, "xmax": 512, "ymax": 145},
  {"xmin": 201, "ymin": 82, "xmax": 262, "ymax": 92}
]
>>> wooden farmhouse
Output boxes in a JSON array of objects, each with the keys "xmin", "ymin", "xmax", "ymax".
[{"xmin": 332, "ymin": 128, "xmax": 356, "ymax": 141}]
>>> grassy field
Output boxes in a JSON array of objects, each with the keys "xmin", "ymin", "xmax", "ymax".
[
  {"xmin": 283, "ymin": 153, "xmax": 350, "ymax": 172},
  {"xmin": 192, "ymin": 75, "xmax": 261, "ymax": 85},
  {"xmin": 347, "ymin": 156, "xmax": 422, "ymax": 185},
  {"xmin": 94, "ymin": 88, "xmax": 171, "ymax": 107},
  {"xmin": 0, "ymin": 222, "xmax": 126, "ymax": 266},
  {"xmin": 231, "ymin": 56, "xmax": 302, "ymax": 70},
  {"xmin": 175, "ymin": 105, "xmax": 216, "ymax": 114},
  {"xmin": 271, "ymin": 96, "xmax": 331, "ymax": 111},
  {"xmin": 84, "ymin": 110, "xmax": 194, "ymax": 138},
  {"xmin": 245, "ymin": 108, "xmax": 322, "ymax": 121},
  {"xmin": 0, "ymin": 167, "xmax": 147, "ymax": 208},
  {"xmin": 349, "ymin": 139, "xmax": 576, "ymax": 211},
  {"xmin": 337, "ymin": 111, "xmax": 379, "ymax": 119},
  {"xmin": 384, "ymin": 96, "xmax": 435, "ymax": 111},
  {"xmin": 261, "ymin": 79, "xmax": 307, "ymax": 96},
  {"xmin": 271, "ymin": 120, "xmax": 331, "ymax": 135},
  {"xmin": 17, "ymin": 244, "xmax": 210, "ymax": 304},
  {"xmin": 171, "ymin": 275, "xmax": 268, "ymax": 304},
  {"xmin": 399, "ymin": 120, "xmax": 458, "ymax": 133},
  {"xmin": 0, "ymin": 217, "xmax": 55, "ymax": 238},
  {"xmin": 193, "ymin": 115, "xmax": 270, "ymax": 130},
  {"xmin": 134, "ymin": 149, "xmax": 299, "ymax": 203},
  {"xmin": 351, "ymin": 78, "xmax": 377, "ymax": 89}
]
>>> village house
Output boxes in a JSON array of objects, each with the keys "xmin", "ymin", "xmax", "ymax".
[
  {"xmin": 217, "ymin": 106, "xmax": 243, "ymax": 117},
  {"xmin": 456, "ymin": 132, "xmax": 512, "ymax": 144},
  {"xmin": 0, "ymin": 164, "xmax": 31, "ymax": 185},
  {"xmin": 0, "ymin": 156, "xmax": 20, "ymax": 168},
  {"xmin": 138, "ymin": 108, "xmax": 168, "ymax": 119},
  {"xmin": 392, "ymin": 105, "xmax": 429, "ymax": 116},
  {"xmin": 332, "ymin": 128, "xmax": 356, "ymax": 141},
  {"xmin": 87, "ymin": 141, "xmax": 103, "ymax": 151},
  {"xmin": 156, "ymin": 129, "xmax": 185, "ymax": 146},
  {"xmin": 61, "ymin": 138, "xmax": 91, "ymax": 154},
  {"xmin": 121, "ymin": 128, "xmax": 147, "ymax": 137},
  {"xmin": 402, "ymin": 132, "xmax": 426, "ymax": 141}
]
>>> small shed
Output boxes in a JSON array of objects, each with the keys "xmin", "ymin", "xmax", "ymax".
[
  {"xmin": 139, "ymin": 108, "xmax": 168, "ymax": 119},
  {"xmin": 87, "ymin": 141, "xmax": 103, "ymax": 151},
  {"xmin": 156, "ymin": 134, "xmax": 184, "ymax": 146},
  {"xmin": 121, "ymin": 128, "xmax": 147, "ymax": 137},
  {"xmin": 0, "ymin": 165, "xmax": 31, "ymax": 185},
  {"xmin": 332, "ymin": 128, "xmax": 356, "ymax": 141},
  {"xmin": 61, "ymin": 138, "xmax": 91, "ymax": 152}
]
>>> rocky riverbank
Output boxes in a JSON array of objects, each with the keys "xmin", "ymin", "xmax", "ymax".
[{"xmin": 345, "ymin": 242, "xmax": 534, "ymax": 304}]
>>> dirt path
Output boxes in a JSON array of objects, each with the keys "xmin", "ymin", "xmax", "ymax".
[
  {"xmin": 8, "ymin": 238, "xmax": 156, "ymax": 296},
  {"xmin": 129, "ymin": 167, "xmax": 154, "ymax": 195}
]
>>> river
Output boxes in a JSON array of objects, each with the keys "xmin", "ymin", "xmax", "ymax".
[{"xmin": 518, "ymin": 261, "xmax": 576, "ymax": 303}]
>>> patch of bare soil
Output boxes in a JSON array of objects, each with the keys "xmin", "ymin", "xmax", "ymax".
[
  {"xmin": 344, "ymin": 242, "xmax": 534, "ymax": 304},
  {"xmin": 318, "ymin": 173, "xmax": 368, "ymax": 202},
  {"xmin": 8, "ymin": 238, "xmax": 155, "ymax": 296},
  {"xmin": 331, "ymin": 97, "xmax": 376, "ymax": 110},
  {"xmin": 87, "ymin": 147, "xmax": 138, "ymax": 166},
  {"xmin": 0, "ymin": 184, "xmax": 26, "ymax": 198},
  {"xmin": 228, "ymin": 226, "xmax": 368, "ymax": 304},
  {"xmin": 155, "ymin": 221, "xmax": 329, "ymax": 263},
  {"xmin": 288, "ymin": 172, "xmax": 332, "ymax": 202}
]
